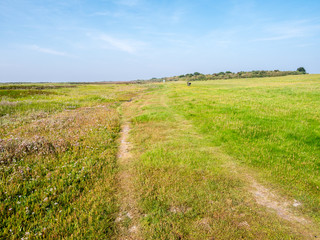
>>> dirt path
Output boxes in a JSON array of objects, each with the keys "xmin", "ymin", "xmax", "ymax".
[
  {"xmin": 116, "ymin": 123, "xmax": 141, "ymax": 240},
  {"xmin": 224, "ymin": 160, "xmax": 319, "ymax": 238},
  {"xmin": 249, "ymin": 176, "xmax": 308, "ymax": 224}
]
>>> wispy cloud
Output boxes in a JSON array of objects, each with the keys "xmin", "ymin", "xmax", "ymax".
[
  {"xmin": 28, "ymin": 45, "xmax": 70, "ymax": 56},
  {"xmin": 255, "ymin": 35, "xmax": 298, "ymax": 41},
  {"xmin": 90, "ymin": 11, "xmax": 124, "ymax": 18},
  {"xmin": 255, "ymin": 27, "xmax": 309, "ymax": 41},
  {"xmin": 170, "ymin": 9, "xmax": 186, "ymax": 23},
  {"xmin": 90, "ymin": 11, "xmax": 112, "ymax": 16},
  {"xmin": 254, "ymin": 20, "xmax": 320, "ymax": 41},
  {"xmin": 203, "ymin": 28, "xmax": 241, "ymax": 48},
  {"xmin": 99, "ymin": 34, "xmax": 144, "ymax": 53}
]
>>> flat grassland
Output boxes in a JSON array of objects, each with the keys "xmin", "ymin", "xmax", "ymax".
[
  {"xmin": 0, "ymin": 84, "xmax": 142, "ymax": 239},
  {"xmin": 1, "ymin": 75, "xmax": 320, "ymax": 239}
]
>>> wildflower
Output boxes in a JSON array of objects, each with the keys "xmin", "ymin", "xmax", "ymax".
[
  {"xmin": 9, "ymin": 208, "xmax": 12, "ymax": 211},
  {"xmin": 54, "ymin": 202, "xmax": 58, "ymax": 205},
  {"xmin": 17, "ymin": 201, "xmax": 21, "ymax": 204}
]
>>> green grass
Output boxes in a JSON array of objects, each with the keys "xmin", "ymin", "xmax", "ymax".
[
  {"xmin": 0, "ymin": 89, "xmax": 57, "ymax": 99},
  {"xmin": 0, "ymin": 84, "xmax": 138, "ymax": 136},
  {"xmin": 1, "ymin": 76, "xmax": 320, "ymax": 239},
  {"xmin": 166, "ymin": 75, "xmax": 320, "ymax": 221},
  {"xmin": 123, "ymin": 75, "xmax": 320, "ymax": 239},
  {"xmin": 0, "ymin": 83, "xmax": 143, "ymax": 239}
]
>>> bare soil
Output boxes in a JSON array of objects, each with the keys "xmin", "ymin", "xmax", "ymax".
[{"xmin": 116, "ymin": 124, "xmax": 141, "ymax": 240}]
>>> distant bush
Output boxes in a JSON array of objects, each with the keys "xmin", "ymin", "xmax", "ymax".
[{"xmin": 297, "ymin": 67, "xmax": 306, "ymax": 74}]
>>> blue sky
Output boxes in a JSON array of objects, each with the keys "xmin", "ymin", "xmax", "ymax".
[{"xmin": 0, "ymin": 0, "xmax": 320, "ymax": 82}]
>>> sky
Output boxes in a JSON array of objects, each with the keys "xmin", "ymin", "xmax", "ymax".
[{"xmin": 0, "ymin": 0, "xmax": 320, "ymax": 82}]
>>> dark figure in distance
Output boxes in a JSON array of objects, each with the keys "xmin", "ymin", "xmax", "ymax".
[{"xmin": 187, "ymin": 81, "xmax": 191, "ymax": 86}]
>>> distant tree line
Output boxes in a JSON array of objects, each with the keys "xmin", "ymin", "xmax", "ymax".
[{"xmin": 140, "ymin": 68, "xmax": 307, "ymax": 83}]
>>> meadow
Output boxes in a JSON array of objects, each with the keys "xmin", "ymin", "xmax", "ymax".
[
  {"xmin": 0, "ymin": 83, "xmax": 142, "ymax": 239},
  {"xmin": 167, "ymin": 75, "xmax": 320, "ymax": 220},
  {"xmin": 1, "ymin": 75, "xmax": 320, "ymax": 239}
]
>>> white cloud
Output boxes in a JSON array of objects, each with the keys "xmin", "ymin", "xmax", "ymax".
[
  {"xmin": 255, "ymin": 28, "xmax": 307, "ymax": 41},
  {"xmin": 90, "ymin": 11, "xmax": 124, "ymax": 17},
  {"xmin": 254, "ymin": 20, "xmax": 320, "ymax": 41},
  {"xmin": 28, "ymin": 45, "xmax": 70, "ymax": 56},
  {"xmin": 91, "ymin": 11, "xmax": 112, "ymax": 16},
  {"xmin": 99, "ymin": 34, "xmax": 144, "ymax": 53}
]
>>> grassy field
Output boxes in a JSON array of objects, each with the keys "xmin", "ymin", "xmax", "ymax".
[
  {"xmin": 167, "ymin": 75, "xmax": 320, "ymax": 220},
  {"xmin": 0, "ymin": 83, "xmax": 143, "ymax": 239},
  {"xmin": 1, "ymin": 75, "xmax": 320, "ymax": 239}
]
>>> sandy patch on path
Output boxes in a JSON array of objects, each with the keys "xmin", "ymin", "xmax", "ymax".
[
  {"xmin": 225, "ymin": 159, "xmax": 319, "ymax": 238},
  {"xmin": 116, "ymin": 124, "xmax": 141, "ymax": 240}
]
